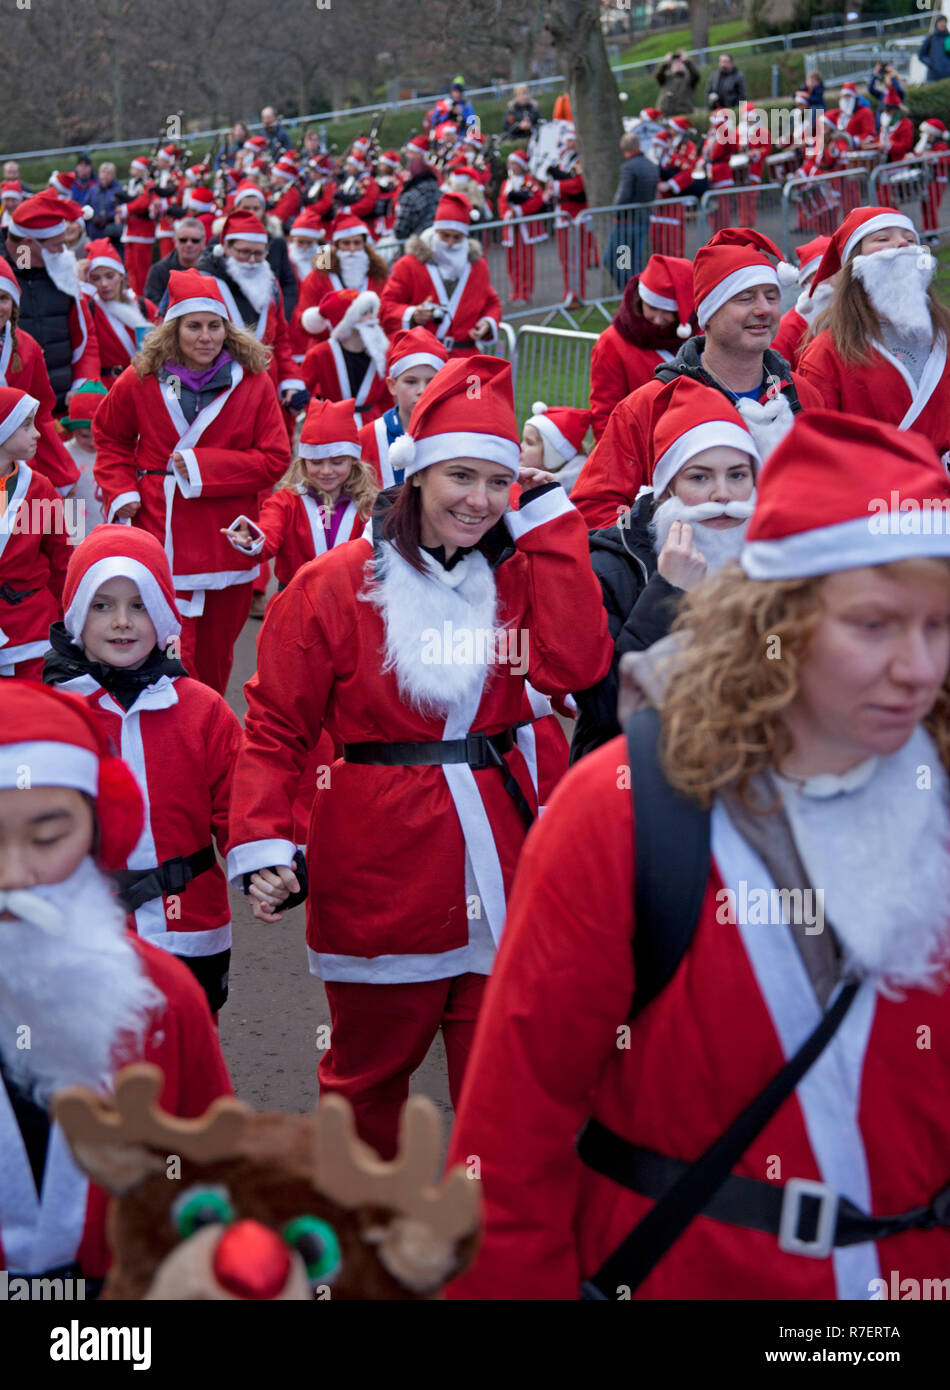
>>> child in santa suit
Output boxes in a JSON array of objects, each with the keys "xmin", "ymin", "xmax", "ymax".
[
  {"xmin": 80, "ymin": 238, "xmax": 157, "ymax": 384},
  {"xmin": 447, "ymin": 410, "xmax": 950, "ymax": 1301},
  {"xmin": 770, "ymin": 235, "xmax": 831, "ymax": 370},
  {"xmin": 59, "ymin": 382, "xmax": 109, "ymax": 535},
  {"xmin": 0, "ymin": 680, "xmax": 231, "ymax": 1293},
  {"xmin": 797, "ymin": 206, "xmax": 950, "ymax": 461},
  {"xmin": 0, "ymin": 388, "xmax": 71, "ymax": 679},
  {"xmin": 358, "ymin": 328, "xmax": 449, "ymax": 487},
  {"xmin": 43, "ymin": 525, "xmax": 242, "ymax": 1016},
  {"xmin": 589, "ymin": 254, "xmax": 696, "ymax": 441},
  {"xmin": 521, "ymin": 403, "xmax": 592, "ymax": 498},
  {"xmin": 227, "ymin": 357, "xmax": 612, "ymax": 1161},
  {"xmin": 300, "ymin": 288, "xmax": 393, "ymax": 428},
  {"xmin": 92, "ymin": 268, "xmax": 291, "ymax": 694}
]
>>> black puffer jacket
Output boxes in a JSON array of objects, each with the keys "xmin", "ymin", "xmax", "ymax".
[
  {"xmin": 1, "ymin": 251, "xmax": 75, "ymax": 408},
  {"xmin": 571, "ymin": 492, "xmax": 681, "ymax": 761}
]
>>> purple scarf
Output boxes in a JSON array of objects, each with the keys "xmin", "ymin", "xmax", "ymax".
[
  {"xmin": 164, "ymin": 349, "xmax": 233, "ymax": 394},
  {"xmin": 307, "ymin": 491, "xmax": 350, "ymax": 548}
]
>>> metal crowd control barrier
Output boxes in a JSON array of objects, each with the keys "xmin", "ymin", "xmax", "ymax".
[
  {"xmin": 780, "ymin": 169, "xmax": 871, "ymax": 257},
  {"xmin": 870, "ymin": 151, "xmax": 950, "ymax": 242},
  {"xmin": 510, "ymin": 325, "xmax": 599, "ymax": 423},
  {"xmin": 699, "ymin": 181, "xmax": 787, "ymax": 248}
]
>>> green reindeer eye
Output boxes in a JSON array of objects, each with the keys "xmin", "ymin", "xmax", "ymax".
[
  {"xmin": 283, "ymin": 1215, "xmax": 342, "ymax": 1284},
  {"xmin": 172, "ymin": 1184, "xmax": 235, "ymax": 1239}
]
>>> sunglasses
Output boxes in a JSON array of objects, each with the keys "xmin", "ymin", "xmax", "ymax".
[{"xmin": 177, "ymin": 237, "xmax": 203, "ymax": 244}]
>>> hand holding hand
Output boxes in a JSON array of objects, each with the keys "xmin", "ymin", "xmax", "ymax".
[{"xmin": 249, "ymin": 864, "xmax": 301, "ymax": 923}]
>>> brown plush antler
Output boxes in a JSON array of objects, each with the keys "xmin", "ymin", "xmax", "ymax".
[
  {"xmin": 54, "ymin": 1063, "xmax": 251, "ymax": 1163},
  {"xmin": 313, "ymin": 1094, "xmax": 480, "ymax": 1242}
]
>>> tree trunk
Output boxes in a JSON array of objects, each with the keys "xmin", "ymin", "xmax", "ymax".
[
  {"xmin": 690, "ymin": 0, "xmax": 710, "ymax": 53},
  {"xmin": 545, "ymin": 0, "xmax": 622, "ymax": 212}
]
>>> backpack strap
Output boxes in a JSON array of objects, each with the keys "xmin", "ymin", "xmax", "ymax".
[{"xmin": 625, "ymin": 707, "xmax": 711, "ymax": 1017}]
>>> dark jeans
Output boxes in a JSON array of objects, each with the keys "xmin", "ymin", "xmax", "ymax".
[
  {"xmin": 180, "ymin": 947, "xmax": 231, "ymax": 1014},
  {"xmin": 606, "ymin": 212, "xmax": 650, "ymax": 291}
]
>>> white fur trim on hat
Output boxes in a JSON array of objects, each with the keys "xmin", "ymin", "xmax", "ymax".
[
  {"xmin": 0, "ymin": 392, "xmax": 39, "ymax": 446},
  {"xmin": 842, "ymin": 212, "xmax": 917, "ymax": 266},
  {"xmin": 331, "ymin": 289, "xmax": 380, "ymax": 341},
  {"xmin": 528, "ymin": 413, "xmax": 575, "ymax": 464},
  {"xmin": 399, "ymin": 430, "xmax": 520, "ymax": 479},
  {"xmin": 697, "ymin": 264, "xmax": 790, "ymax": 329},
  {"xmin": 64, "ymin": 555, "xmax": 180, "ymax": 647},
  {"xmin": 389, "ymin": 352, "xmax": 445, "ymax": 379},
  {"xmin": 164, "ymin": 296, "xmax": 230, "ymax": 323},
  {"xmin": 233, "ymin": 186, "xmax": 266, "ymax": 206},
  {"xmin": 638, "ymin": 281, "xmax": 677, "ymax": 313},
  {"xmin": 88, "ymin": 255, "xmax": 124, "ymax": 275},
  {"xmin": 298, "ymin": 440, "xmax": 361, "ymax": 460},
  {"xmin": 653, "ymin": 421, "xmax": 760, "ymax": 499},
  {"xmin": 9, "ymin": 217, "xmax": 67, "ymax": 239},
  {"xmin": 432, "ymin": 220, "xmax": 472, "ymax": 234},
  {"xmin": 742, "ymin": 512, "xmax": 950, "ymax": 580},
  {"xmin": 0, "ymin": 742, "xmax": 99, "ymax": 796},
  {"xmin": 797, "ymin": 255, "xmax": 823, "ymax": 286},
  {"xmin": 332, "ymin": 222, "xmax": 371, "ymax": 243},
  {"xmin": 224, "ymin": 229, "xmax": 267, "ymax": 244}
]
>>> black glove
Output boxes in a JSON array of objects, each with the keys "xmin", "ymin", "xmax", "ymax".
[
  {"xmin": 285, "ymin": 389, "xmax": 310, "ymax": 411},
  {"xmin": 336, "ymin": 189, "xmax": 359, "ymax": 205},
  {"xmin": 242, "ymin": 851, "xmax": 309, "ymax": 912},
  {"xmin": 112, "ymin": 188, "xmax": 134, "ymax": 205},
  {"xmin": 506, "ymin": 187, "xmax": 532, "ymax": 204}
]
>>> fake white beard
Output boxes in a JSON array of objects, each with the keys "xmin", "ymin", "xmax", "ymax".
[
  {"xmin": 851, "ymin": 244, "xmax": 935, "ymax": 339},
  {"xmin": 432, "ymin": 237, "xmax": 470, "ymax": 280},
  {"xmin": 226, "ymin": 254, "xmax": 274, "ymax": 315},
  {"xmin": 796, "ymin": 279, "xmax": 834, "ymax": 322},
  {"xmin": 734, "ymin": 392, "xmax": 795, "ymax": 462},
  {"xmin": 41, "ymin": 246, "xmax": 81, "ymax": 299},
  {"xmin": 337, "ymin": 249, "xmax": 370, "ymax": 290},
  {"xmin": 507, "ymin": 174, "xmax": 524, "ymax": 191},
  {"xmin": 355, "ymin": 317, "xmax": 389, "ymax": 376},
  {"xmin": 288, "ymin": 241, "xmax": 318, "ymax": 281},
  {"xmin": 779, "ymin": 725, "xmax": 950, "ymax": 995},
  {"xmin": 651, "ymin": 494, "xmax": 755, "ymax": 571},
  {"xmin": 361, "ymin": 540, "xmax": 500, "ymax": 717},
  {"xmin": 0, "ymin": 855, "xmax": 163, "ymax": 1105},
  {"xmin": 100, "ymin": 292, "xmax": 148, "ymax": 329},
  {"xmin": 840, "ymin": 95, "xmax": 855, "ymax": 117}
]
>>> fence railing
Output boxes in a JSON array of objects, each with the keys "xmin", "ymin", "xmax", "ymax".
[
  {"xmin": 870, "ymin": 149, "xmax": 950, "ymax": 238},
  {"xmin": 509, "ymin": 325, "xmax": 600, "ymax": 424},
  {"xmin": 780, "ymin": 168, "xmax": 871, "ymax": 255}
]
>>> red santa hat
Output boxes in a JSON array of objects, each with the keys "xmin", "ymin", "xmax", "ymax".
[
  {"xmin": 388, "ymin": 355, "xmax": 520, "ymax": 480},
  {"xmin": 526, "ymin": 402, "xmax": 591, "ymax": 470},
  {"xmin": 668, "ymin": 116, "xmax": 694, "ymax": 134},
  {"xmin": 433, "ymin": 122, "xmax": 458, "ymax": 144},
  {"xmin": 448, "ymin": 165, "xmax": 477, "ymax": 188},
  {"xmin": 794, "ymin": 234, "xmax": 831, "ymax": 286},
  {"xmin": 49, "ymin": 170, "xmax": 76, "ymax": 197},
  {"xmin": 649, "ymin": 377, "xmax": 760, "ymax": 499},
  {"xmin": 85, "ymin": 237, "xmax": 125, "ymax": 276},
  {"xmin": 215, "ymin": 210, "xmax": 268, "ymax": 254},
  {"xmin": 693, "ymin": 228, "xmax": 798, "ymax": 330},
  {"xmin": 823, "ymin": 108, "xmax": 841, "ymax": 129},
  {"xmin": 0, "ymin": 386, "xmax": 39, "ymax": 446},
  {"xmin": 301, "ymin": 287, "xmax": 379, "ymax": 339},
  {"xmin": 272, "ymin": 157, "xmax": 298, "ymax": 183},
  {"xmin": 920, "ymin": 118, "xmax": 948, "ymax": 139},
  {"xmin": 183, "ymin": 186, "xmax": 215, "ymax": 213},
  {"xmin": 232, "ymin": 179, "xmax": 266, "ymax": 208},
  {"xmin": 638, "ymin": 253, "xmax": 696, "ymax": 340},
  {"xmin": 463, "ymin": 131, "xmax": 485, "ymax": 149},
  {"xmin": 386, "ymin": 327, "xmax": 449, "ymax": 380},
  {"xmin": 640, "ymin": 107, "xmax": 663, "ymax": 121},
  {"xmin": 289, "ymin": 208, "xmax": 325, "ymax": 240},
  {"xmin": 156, "ymin": 144, "xmax": 177, "ymax": 164},
  {"xmin": 506, "ymin": 150, "xmax": 529, "ymax": 172},
  {"xmin": 128, "ymin": 155, "xmax": 150, "ymax": 177},
  {"xmin": 405, "ymin": 135, "xmax": 430, "ymax": 156},
  {"xmin": 0, "ymin": 682, "xmax": 144, "ymax": 872},
  {"xmin": 243, "ymin": 135, "xmax": 268, "ymax": 153},
  {"xmin": 298, "ymin": 398, "xmax": 361, "ymax": 461},
  {"xmin": 432, "ymin": 191, "xmax": 474, "ymax": 233},
  {"xmin": 344, "ymin": 153, "xmax": 367, "ymax": 172},
  {"xmin": 0, "ymin": 258, "xmax": 22, "ymax": 307},
  {"xmin": 840, "ymin": 81, "xmax": 858, "ymax": 99},
  {"xmin": 63, "ymin": 525, "xmax": 181, "ymax": 649},
  {"xmin": 807, "ymin": 205, "xmax": 918, "ymax": 296},
  {"xmin": 377, "ymin": 150, "xmax": 401, "ymax": 168},
  {"xmin": 0, "ymin": 181, "xmax": 24, "ymax": 204},
  {"xmin": 331, "ymin": 213, "xmax": 372, "ymax": 243},
  {"xmin": 60, "ymin": 381, "xmax": 109, "ymax": 430},
  {"xmin": 742, "ymin": 410, "xmax": 950, "ymax": 579},
  {"xmin": 9, "ymin": 188, "xmax": 89, "ymax": 240},
  {"xmin": 164, "ymin": 268, "xmax": 235, "ymax": 324}
]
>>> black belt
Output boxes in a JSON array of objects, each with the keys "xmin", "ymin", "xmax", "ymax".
[
  {"xmin": 440, "ymin": 336, "xmax": 475, "ymax": 352},
  {"xmin": 113, "ymin": 844, "xmax": 216, "ymax": 913},
  {"xmin": 0, "ymin": 583, "xmax": 40, "ymax": 606},
  {"xmin": 577, "ymin": 1118, "xmax": 950, "ymax": 1260},
  {"xmin": 343, "ymin": 730, "xmax": 535, "ymax": 828}
]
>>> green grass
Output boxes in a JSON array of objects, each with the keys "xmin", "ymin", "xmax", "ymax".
[
  {"xmin": 610, "ymin": 18, "xmax": 751, "ymax": 66},
  {"xmin": 936, "ymin": 241, "xmax": 950, "ymax": 299}
]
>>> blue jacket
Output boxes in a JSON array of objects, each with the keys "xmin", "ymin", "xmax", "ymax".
[{"xmin": 918, "ymin": 30, "xmax": 950, "ymax": 82}]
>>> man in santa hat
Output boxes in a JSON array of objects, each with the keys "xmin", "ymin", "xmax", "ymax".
[
  {"xmin": 771, "ymin": 235, "xmax": 832, "ymax": 370},
  {"xmin": 797, "ymin": 206, "xmax": 950, "ymax": 461},
  {"xmin": 393, "ymin": 137, "xmax": 441, "ymax": 246},
  {"xmin": 115, "ymin": 156, "xmax": 165, "ymax": 299},
  {"xmin": 0, "ymin": 680, "xmax": 230, "ymax": 1293},
  {"xmin": 655, "ymin": 115, "xmax": 700, "ymax": 200},
  {"xmin": 357, "ymin": 327, "xmax": 448, "ymax": 486},
  {"xmin": 573, "ymin": 376, "xmax": 759, "ymax": 759},
  {"xmin": 1, "ymin": 190, "xmax": 100, "ymax": 411},
  {"xmin": 0, "ymin": 386, "xmax": 72, "ymax": 677},
  {"xmin": 143, "ymin": 216, "xmax": 207, "ymax": 306},
  {"xmin": 838, "ymin": 82, "xmax": 876, "ymax": 145},
  {"xmin": 380, "ymin": 192, "xmax": 501, "ymax": 358},
  {"xmin": 572, "ymin": 228, "xmax": 823, "ymax": 530},
  {"xmin": 590, "ymin": 253, "xmax": 697, "ymax": 440},
  {"xmin": 447, "ymin": 409, "xmax": 950, "ymax": 1301},
  {"xmin": 270, "ymin": 154, "xmax": 304, "ymax": 229},
  {"xmin": 0, "ymin": 259, "xmax": 80, "ymax": 495},
  {"xmin": 216, "ymin": 180, "xmax": 298, "ymax": 316},
  {"xmin": 80, "ymin": 238, "xmax": 157, "ymax": 384},
  {"xmin": 301, "ymin": 287, "xmax": 392, "ymax": 428}
]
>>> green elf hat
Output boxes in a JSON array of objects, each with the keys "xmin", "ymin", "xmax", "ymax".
[{"xmin": 61, "ymin": 380, "xmax": 108, "ymax": 431}]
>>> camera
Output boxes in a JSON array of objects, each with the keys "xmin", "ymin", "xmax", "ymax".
[{"xmin": 430, "ymin": 304, "xmax": 447, "ymax": 321}]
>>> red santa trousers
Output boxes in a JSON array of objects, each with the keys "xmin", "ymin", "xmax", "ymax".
[
  {"xmin": 556, "ymin": 224, "xmax": 598, "ymax": 300},
  {"xmin": 318, "ymin": 972, "xmax": 488, "ymax": 1159},
  {"xmin": 178, "ymin": 583, "xmax": 253, "ymax": 694},
  {"xmin": 123, "ymin": 242, "xmax": 154, "ymax": 296},
  {"xmin": 506, "ymin": 241, "xmax": 535, "ymax": 301}
]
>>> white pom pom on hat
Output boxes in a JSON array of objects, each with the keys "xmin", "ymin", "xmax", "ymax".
[
  {"xmin": 301, "ymin": 306, "xmax": 330, "ymax": 335},
  {"xmin": 531, "ymin": 400, "xmax": 548, "ymax": 415},
  {"xmin": 388, "ymin": 432, "xmax": 417, "ymax": 471},
  {"xmin": 776, "ymin": 260, "xmax": 799, "ymax": 286}
]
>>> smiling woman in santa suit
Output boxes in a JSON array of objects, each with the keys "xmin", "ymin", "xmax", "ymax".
[
  {"xmin": 227, "ymin": 355, "xmax": 612, "ymax": 1161},
  {"xmin": 797, "ymin": 206, "xmax": 950, "ymax": 461}
]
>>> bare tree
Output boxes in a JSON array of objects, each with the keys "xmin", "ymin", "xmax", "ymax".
[
  {"xmin": 545, "ymin": 0, "xmax": 622, "ymax": 211},
  {"xmin": 690, "ymin": 0, "xmax": 710, "ymax": 53}
]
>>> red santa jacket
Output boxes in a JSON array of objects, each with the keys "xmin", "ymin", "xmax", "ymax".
[
  {"xmin": 233, "ymin": 484, "xmax": 366, "ymax": 587},
  {"xmin": 445, "ymin": 733, "xmax": 950, "ymax": 1300},
  {"xmin": 884, "ymin": 116, "xmax": 915, "ymax": 163},
  {"xmin": 120, "ymin": 184, "xmax": 163, "ymax": 247},
  {"xmin": 660, "ymin": 139, "xmax": 700, "ymax": 196},
  {"xmin": 0, "ymin": 462, "xmax": 70, "ymax": 671},
  {"xmin": 0, "ymin": 325, "xmax": 79, "ymax": 491},
  {"xmin": 553, "ymin": 167, "xmax": 587, "ymax": 226},
  {"xmin": 227, "ymin": 486, "xmax": 612, "ymax": 981},
  {"xmin": 589, "ymin": 323, "xmax": 676, "ymax": 441},
  {"xmin": 48, "ymin": 672, "xmax": 241, "ymax": 955},
  {"xmin": 572, "ymin": 358, "xmax": 824, "ymax": 529},
  {"xmin": 772, "ymin": 306, "xmax": 809, "ymax": 370},
  {"xmin": 87, "ymin": 293, "xmax": 158, "ymax": 381},
  {"xmin": 93, "ymin": 364, "xmax": 290, "ymax": 590},
  {"xmin": 379, "ymin": 233, "xmax": 502, "ymax": 357},
  {"xmin": 797, "ymin": 328, "xmax": 950, "ymax": 459},
  {"xmin": 701, "ymin": 126, "xmax": 739, "ymax": 188},
  {"xmin": 497, "ymin": 176, "xmax": 548, "ymax": 245},
  {"xmin": 0, "ymin": 935, "xmax": 231, "ymax": 1281},
  {"xmin": 292, "ymin": 264, "xmax": 389, "ymax": 354},
  {"xmin": 210, "ymin": 269, "xmax": 304, "ymax": 397},
  {"xmin": 272, "ymin": 183, "xmax": 303, "ymax": 228},
  {"xmin": 301, "ymin": 338, "xmax": 391, "ymax": 427},
  {"xmin": 337, "ymin": 176, "xmax": 381, "ymax": 225},
  {"xmin": 844, "ymin": 102, "xmax": 876, "ymax": 144}
]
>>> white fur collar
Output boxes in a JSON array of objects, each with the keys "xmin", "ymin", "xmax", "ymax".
[
  {"xmin": 360, "ymin": 540, "xmax": 499, "ymax": 717},
  {"xmin": 733, "ymin": 392, "xmax": 794, "ymax": 462}
]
